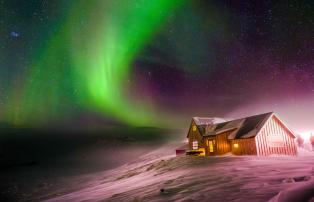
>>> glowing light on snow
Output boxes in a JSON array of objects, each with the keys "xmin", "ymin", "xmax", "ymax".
[{"xmin": 298, "ymin": 131, "xmax": 313, "ymax": 143}]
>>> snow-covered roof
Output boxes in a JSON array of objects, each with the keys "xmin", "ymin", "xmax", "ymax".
[
  {"xmin": 193, "ymin": 112, "xmax": 274, "ymax": 139},
  {"xmin": 192, "ymin": 117, "xmax": 225, "ymax": 125}
]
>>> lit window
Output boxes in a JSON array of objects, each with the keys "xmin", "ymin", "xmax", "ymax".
[
  {"xmin": 208, "ymin": 140, "xmax": 214, "ymax": 152},
  {"xmin": 234, "ymin": 143, "xmax": 239, "ymax": 148},
  {"xmin": 192, "ymin": 125, "xmax": 197, "ymax": 131},
  {"xmin": 192, "ymin": 140, "xmax": 198, "ymax": 149}
]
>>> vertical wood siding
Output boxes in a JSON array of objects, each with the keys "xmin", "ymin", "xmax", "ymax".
[
  {"xmin": 231, "ymin": 138, "xmax": 257, "ymax": 155},
  {"xmin": 255, "ymin": 115, "xmax": 297, "ymax": 156},
  {"xmin": 215, "ymin": 132, "xmax": 231, "ymax": 155}
]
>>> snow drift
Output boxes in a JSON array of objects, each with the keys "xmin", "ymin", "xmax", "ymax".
[{"xmin": 42, "ymin": 141, "xmax": 314, "ymax": 202}]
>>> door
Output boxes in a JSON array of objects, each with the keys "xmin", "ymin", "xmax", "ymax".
[{"xmin": 208, "ymin": 140, "xmax": 215, "ymax": 154}]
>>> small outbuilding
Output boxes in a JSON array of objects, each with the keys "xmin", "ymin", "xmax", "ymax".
[{"xmin": 187, "ymin": 112, "xmax": 297, "ymax": 156}]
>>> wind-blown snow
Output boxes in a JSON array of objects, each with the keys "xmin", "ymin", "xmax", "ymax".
[
  {"xmin": 269, "ymin": 179, "xmax": 314, "ymax": 202},
  {"xmin": 43, "ymin": 142, "xmax": 314, "ymax": 202}
]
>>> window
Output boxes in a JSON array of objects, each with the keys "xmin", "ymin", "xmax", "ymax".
[
  {"xmin": 233, "ymin": 143, "xmax": 239, "ymax": 148},
  {"xmin": 192, "ymin": 140, "xmax": 198, "ymax": 149},
  {"xmin": 208, "ymin": 140, "xmax": 214, "ymax": 152},
  {"xmin": 268, "ymin": 135, "xmax": 284, "ymax": 147},
  {"xmin": 192, "ymin": 125, "xmax": 197, "ymax": 132}
]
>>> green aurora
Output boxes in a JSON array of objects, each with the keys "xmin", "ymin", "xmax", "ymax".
[{"xmin": 3, "ymin": 0, "xmax": 185, "ymax": 127}]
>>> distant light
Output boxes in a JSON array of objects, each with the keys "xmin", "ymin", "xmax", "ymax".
[
  {"xmin": 299, "ymin": 132, "xmax": 313, "ymax": 142},
  {"xmin": 234, "ymin": 143, "xmax": 239, "ymax": 148}
]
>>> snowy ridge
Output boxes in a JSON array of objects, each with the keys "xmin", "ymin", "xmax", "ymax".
[{"xmin": 44, "ymin": 143, "xmax": 314, "ymax": 202}]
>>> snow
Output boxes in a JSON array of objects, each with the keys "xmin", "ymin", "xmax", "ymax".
[
  {"xmin": 297, "ymin": 146, "xmax": 314, "ymax": 156},
  {"xmin": 42, "ymin": 142, "xmax": 314, "ymax": 202},
  {"xmin": 193, "ymin": 117, "xmax": 226, "ymax": 125},
  {"xmin": 269, "ymin": 179, "xmax": 314, "ymax": 202}
]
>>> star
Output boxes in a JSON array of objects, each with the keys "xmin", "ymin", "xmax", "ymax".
[{"xmin": 10, "ymin": 31, "xmax": 19, "ymax": 38}]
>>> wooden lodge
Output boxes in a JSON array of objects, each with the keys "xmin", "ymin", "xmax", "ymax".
[{"xmin": 187, "ymin": 112, "xmax": 297, "ymax": 156}]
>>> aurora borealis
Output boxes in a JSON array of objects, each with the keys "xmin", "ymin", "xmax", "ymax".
[
  {"xmin": 1, "ymin": 0, "xmax": 185, "ymax": 126},
  {"xmin": 2, "ymin": 2, "xmax": 314, "ymax": 201},
  {"xmin": 1, "ymin": 0, "xmax": 314, "ymax": 131}
]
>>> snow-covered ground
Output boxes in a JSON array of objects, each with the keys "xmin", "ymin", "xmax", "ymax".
[{"xmin": 40, "ymin": 142, "xmax": 314, "ymax": 202}]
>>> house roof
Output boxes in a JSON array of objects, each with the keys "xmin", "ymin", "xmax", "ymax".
[
  {"xmin": 192, "ymin": 112, "xmax": 276, "ymax": 139},
  {"xmin": 192, "ymin": 117, "xmax": 225, "ymax": 125}
]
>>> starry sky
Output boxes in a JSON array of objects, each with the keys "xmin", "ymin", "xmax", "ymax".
[{"xmin": 0, "ymin": 0, "xmax": 313, "ymax": 132}]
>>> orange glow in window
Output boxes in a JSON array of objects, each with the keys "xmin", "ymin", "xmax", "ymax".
[{"xmin": 192, "ymin": 125, "xmax": 197, "ymax": 131}]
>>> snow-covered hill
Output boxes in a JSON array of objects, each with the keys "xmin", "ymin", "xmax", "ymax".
[{"xmin": 43, "ymin": 142, "xmax": 314, "ymax": 202}]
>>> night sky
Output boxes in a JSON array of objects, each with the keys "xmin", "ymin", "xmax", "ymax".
[{"xmin": 0, "ymin": 0, "xmax": 313, "ymax": 133}]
